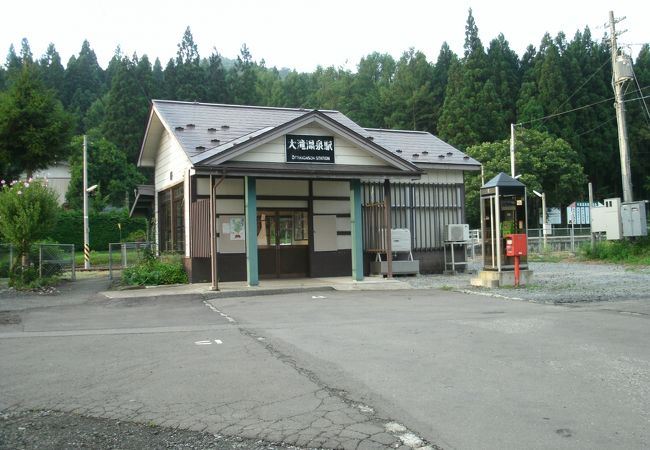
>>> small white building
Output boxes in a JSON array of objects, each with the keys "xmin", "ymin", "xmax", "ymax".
[
  {"xmin": 29, "ymin": 161, "xmax": 72, "ymax": 206},
  {"xmin": 135, "ymin": 100, "xmax": 480, "ymax": 284}
]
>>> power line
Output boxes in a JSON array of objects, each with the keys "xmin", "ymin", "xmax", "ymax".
[{"xmin": 517, "ymin": 86, "xmax": 650, "ymax": 127}]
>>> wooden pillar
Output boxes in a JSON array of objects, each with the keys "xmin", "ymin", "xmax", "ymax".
[
  {"xmin": 245, "ymin": 176, "xmax": 259, "ymax": 286},
  {"xmin": 209, "ymin": 174, "xmax": 218, "ymax": 291},
  {"xmin": 383, "ymin": 179, "xmax": 393, "ymax": 278},
  {"xmin": 350, "ymin": 179, "xmax": 364, "ymax": 281}
]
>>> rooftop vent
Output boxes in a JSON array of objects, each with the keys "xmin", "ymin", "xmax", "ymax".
[
  {"xmin": 438, "ymin": 154, "xmax": 445, "ymax": 159},
  {"xmin": 175, "ymin": 126, "xmax": 184, "ymax": 132},
  {"xmin": 186, "ymin": 123, "xmax": 195, "ymax": 129},
  {"xmin": 221, "ymin": 125, "xmax": 230, "ymax": 130},
  {"xmin": 367, "ymin": 136, "xmax": 374, "ymax": 141},
  {"xmin": 463, "ymin": 155, "xmax": 470, "ymax": 160},
  {"xmin": 412, "ymin": 153, "xmax": 419, "ymax": 158},
  {"xmin": 208, "ymin": 127, "xmax": 217, "ymax": 132},
  {"xmin": 446, "ymin": 151, "xmax": 453, "ymax": 156},
  {"xmin": 195, "ymin": 146, "xmax": 206, "ymax": 151},
  {"xmin": 211, "ymin": 138, "xmax": 220, "ymax": 144},
  {"xmin": 421, "ymin": 150, "xmax": 429, "ymax": 155},
  {"xmin": 396, "ymin": 149, "xmax": 402, "ymax": 153}
]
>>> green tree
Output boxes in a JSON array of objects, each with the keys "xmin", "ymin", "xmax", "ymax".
[
  {"xmin": 347, "ymin": 52, "xmax": 395, "ymax": 127},
  {"xmin": 464, "ymin": 128, "xmax": 587, "ymax": 227},
  {"xmin": 38, "ymin": 43, "xmax": 65, "ymax": 99},
  {"xmin": 486, "ymin": 34, "xmax": 520, "ymax": 135},
  {"xmin": 66, "ymin": 131, "xmax": 145, "ymax": 210},
  {"xmin": 151, "ymin": 58, "xmax": 165, "ymax": 99},
  {"xmin": 102, "ymin": 56, "xmax": 152, "ymax": 163},
  {"xmin": 383, "ymin": 48, "xmax": 434, "ymax": 131},
  {"xmin": 310, "ymin": 65, "xmax": 351, "ymax": 111},
  {"xmin": 438, "ymin": 9, "xmax": 496, "ymax": 148},
  {"xmin": 229, "ymin": 44, "xmax": 258, "ymax": 105},
  {"xmin": 255, "ymin": 64, "xmax": 285, "ymax": 106},
  {"xmin": 172, "ymin": 27, "xmax": 205, "ymax": 101},
  {"xmin": 63, "ymin": 40, "xmax": 105, "ymax": 131},
  {"xmin": 205, "ymin": 48, "xmax": 229, "ymax": 103},
  {"xmin": 431, "ymin": 43, "xmax": 457, "ymax": 133},
  {"xmin": 0, "ymin": 64, "xmax": 73, "ymax": 180},
  {"xmin": 627, "ymin": 44, "xmax": 650, "ymax": 200},
  {"xmin": 0, "ymin": 178, "xmax": 59, "ymax": 280}
]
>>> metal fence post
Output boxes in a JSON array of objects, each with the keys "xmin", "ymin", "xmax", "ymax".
[
  {"xmin": 121, "ymin": 243, "xmax": 127, "ymax": 268},
  {"xmin": 71, "ymin": 244, "xmax": 76, "ymax": 281},
  {"xmin": 39, "ymin": 245, "xmax": 43, "ymax": 278},
  {"xmin": 108, "ymin": 244, "xmax": 113, "ymax": 280}
]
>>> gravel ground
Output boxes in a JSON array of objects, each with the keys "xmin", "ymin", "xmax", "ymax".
[
  {"xmin": 0, "ymin": 410, "xmax": 307, "ymax": 450},
  {"xmin": 406, "ymin": 260, "xmax": 650, "ymax": 303}
]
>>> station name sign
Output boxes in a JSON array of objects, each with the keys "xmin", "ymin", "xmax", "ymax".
[{"xmin": 286, "ymin": 134, "xmax": 335, "ymax": 164}]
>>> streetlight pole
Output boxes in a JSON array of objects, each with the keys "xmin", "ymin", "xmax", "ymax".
[
  {"xmin": 510, "ymin": 123, "xmax": 516, "ymax": 178},
  {"xmin": 533, "ymin": 190, "xmax": 547, "ymax": 250},
  {"xmin": 83, "ymin": 135, "xmax": 90, "ymax": 269}
]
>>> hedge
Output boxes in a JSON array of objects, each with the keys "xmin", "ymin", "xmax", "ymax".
[{"xmin": 48, "ymin": 209, "xmax": 148, "ymax": 251}]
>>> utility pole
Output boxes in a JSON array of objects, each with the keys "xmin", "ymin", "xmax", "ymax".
[
  {"xmin": 83, "ymin": 135, "xmax": 90, "ymax": 269},
  {"xmin": 510, "ymin": 123, "xmax": 515, "ymax": 178},
  {"xmin": 609, "ymin": 11, "xmax": 634, "ymax": 203}
]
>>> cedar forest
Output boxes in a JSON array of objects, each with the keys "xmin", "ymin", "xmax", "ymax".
[{"xmin": 0, "ymin": 10, "xmax": 649, "ymax": 227}]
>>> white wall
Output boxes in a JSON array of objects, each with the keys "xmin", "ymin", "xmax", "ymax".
[{"xmin": 232, "ymin": 125, "xmax": 387, "ymax": 166}]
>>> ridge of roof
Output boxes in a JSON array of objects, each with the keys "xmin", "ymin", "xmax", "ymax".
[
  {"xmin": 364, "ymin": 128, "xmax": 430, "ymax": 135},
  {"xmin": 152, "ymin": 99, "xmax": 340, "ymax": 115}
]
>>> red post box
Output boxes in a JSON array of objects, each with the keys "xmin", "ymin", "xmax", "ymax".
[
  {"xmin": 505, "ymin": 234, "xmax": 527, "ymax": 287},
  {"xmin": 505, "ymin": 234, "xmax": 527, "ymax": 257}
]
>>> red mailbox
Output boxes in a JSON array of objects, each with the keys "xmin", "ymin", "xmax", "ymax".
[{"xmin": 505, "ymin": 234, "xmax": 527, "ymax": 257}]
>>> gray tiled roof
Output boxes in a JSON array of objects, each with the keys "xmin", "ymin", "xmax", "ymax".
[
  {"xmin": 151, "ymin": 100, "xmax": 480, "ymax": 169},
  {"xmin": 365, "ymin": 128, "xmax": 480, "ymax": 168},
  {"xmin": 153, "ymin": 100, "xmax": 367, "ymax": 163}
]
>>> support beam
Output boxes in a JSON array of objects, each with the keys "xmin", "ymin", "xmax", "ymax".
[
  {"xmin": 245, "ymin": 176, "xmax": 259, "ymax": 286},
  {"xmin": 350, "ymin": 179, "xmax": 364, "ymax": 282},
  {"xmin": 383, "ymin": 179, "xmax": 393, "ymax": 278}
]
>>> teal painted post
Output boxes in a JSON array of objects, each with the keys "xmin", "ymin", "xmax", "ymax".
[
  {"xmin": 350, "ymin": 179, "xmax": 364, "ymax": 281},
  {"xmin": 245, "ymin": 176, "xmax": 259, "ymax": 286}
]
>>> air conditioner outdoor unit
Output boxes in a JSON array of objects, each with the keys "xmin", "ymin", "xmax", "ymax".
[{"xmin": 445, "ymin": 224, "xmax": 469, "ymax": 242}]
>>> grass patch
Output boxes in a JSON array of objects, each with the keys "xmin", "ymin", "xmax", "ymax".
[
  {"xmin": 578, "ymin": 236, "xmax": 650, "ymax": 265},
  {"xmin": 121, "ymin": 253, "xmax": 188, "ymax": 286}
]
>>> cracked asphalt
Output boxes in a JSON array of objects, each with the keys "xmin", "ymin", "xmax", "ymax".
[
  {"xmin": 2, "ymin": 270, "xmax": 650, "ymax": 449},
  {"xmin": 0, "ymin": 278, "xmax": 433, "ymax": 450}
]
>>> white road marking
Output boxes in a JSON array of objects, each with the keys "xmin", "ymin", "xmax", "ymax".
[
  {"xmin": 195, "ymin": 340, "xmax": 212, "ymax": 345},
  {"xmin": 202, "ymin": 301, "xmax": 237, "ymax": 323},
  {"xmin": 214, "ymin": 339, "xmax": 223, "ymax": 344},
  {"xmin": 312, "ymin": 295, "xmax": 326, "ymax": 299}
]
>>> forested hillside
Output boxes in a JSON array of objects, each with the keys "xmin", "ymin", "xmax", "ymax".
[{"xmin": 1, "ymin": 11, "xmax": 648, "ymax": 223}]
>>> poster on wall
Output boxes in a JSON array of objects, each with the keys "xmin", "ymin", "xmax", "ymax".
[
  {"xmin": 286, "ymin": 134, "xmax": 335, "ymax": 163},
  {"xmin": 229, "ymin": 217, "xmax": 245, "ymax": 240}
]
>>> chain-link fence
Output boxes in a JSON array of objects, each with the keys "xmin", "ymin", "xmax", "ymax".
[
  {"xmin": 468, "ymin": 227, "xmax": 598, "ymax": 260},
  {"xmin": 38, "ymin": 244, "xmax": 76, "ymax": 280},
  {"xmin": 108, "ymin": 242, "xmax": 156, "ymax": 280},
  {"xmin": 1, "ymin": 243, "xmax": 76, "ymax": 280}
]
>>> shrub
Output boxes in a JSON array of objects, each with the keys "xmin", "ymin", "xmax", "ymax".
[
  {"xmin": 49, "ymin": 209, "xmax": 147, "ymax": 251},
  {"xmin": 0, "ymin": 179, "xmax": 60, "ymax": 286},
  {"xmin": 579, "ymin": 236, "xmax": 650, "ymax": 265},
  {"xmin": 121, "ymin": 255, "xmax": 188, "ymax": 286}
]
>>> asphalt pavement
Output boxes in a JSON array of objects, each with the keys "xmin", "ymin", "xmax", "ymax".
[{"xmin": 1, "ymin": 273, "xmax": 649, "ymax": 449}]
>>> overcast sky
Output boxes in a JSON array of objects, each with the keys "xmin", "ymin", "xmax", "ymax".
[{"xmin": 3, "ymin": 0, "xmax": 648, "ymax": 72}]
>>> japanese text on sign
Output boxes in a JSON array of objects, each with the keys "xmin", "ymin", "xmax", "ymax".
[{"xmin": 286, "ymin": 134, "xmax": 335, "ymax": 163}]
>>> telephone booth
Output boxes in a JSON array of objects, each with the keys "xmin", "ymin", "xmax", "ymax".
[{"xmin": 479, "ymin": 173, "xmax": 528, "ymax": 272}]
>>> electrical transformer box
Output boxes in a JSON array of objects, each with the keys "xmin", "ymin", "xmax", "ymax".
[{"xmin": 621, "ymin": 201, "xmax": 648, "ymax": 237}]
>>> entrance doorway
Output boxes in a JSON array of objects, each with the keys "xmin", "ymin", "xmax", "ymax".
[{"xmin": 257, "ymin": 210, "xmax": 309, "ymax": 278}]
